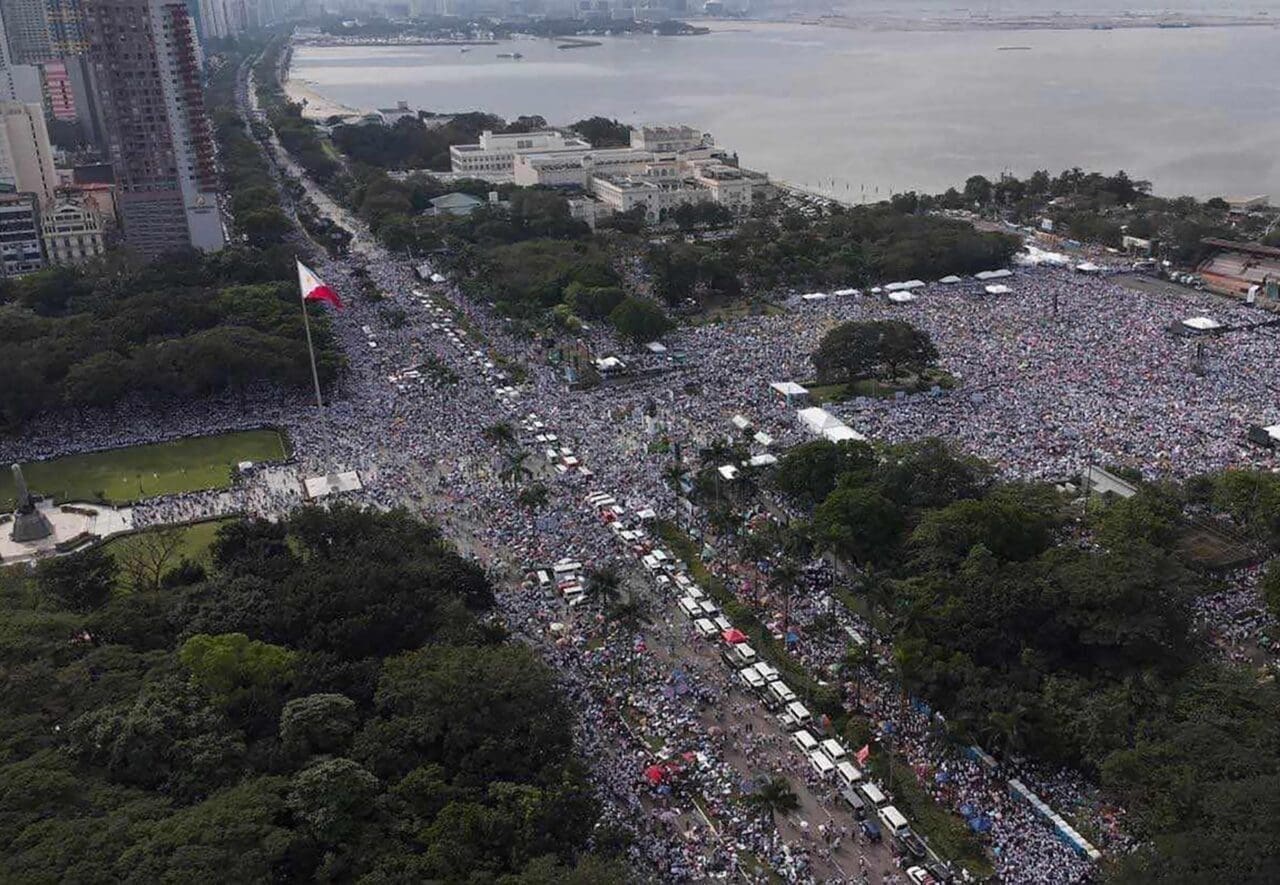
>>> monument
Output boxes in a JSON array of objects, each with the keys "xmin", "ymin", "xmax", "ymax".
[{"xmin": 10, "ymin": 463, "xmax": 53, "ymax": 542}]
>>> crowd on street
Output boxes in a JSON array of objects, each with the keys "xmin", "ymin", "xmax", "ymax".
[{"xmin": 15, "ymin": 178, "xmax": 1280, "ymax": 882}]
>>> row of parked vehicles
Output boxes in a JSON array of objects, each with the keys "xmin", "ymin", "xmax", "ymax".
[{"xmin": 532, "ymin": 487, "xmax": 957, "ymax": 884}]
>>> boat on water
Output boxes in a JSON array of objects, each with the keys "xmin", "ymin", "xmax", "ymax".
[
  {"xmin": 496, "ymin": 51, "xmax": 524, "ymax": 59},
  {"xmin": 460, "ymin": 47, "xmax": 470, "ymax": 53},
  {"xmin": 997, "ymin": 45, "xmax": 1032, "ymax": 51}
]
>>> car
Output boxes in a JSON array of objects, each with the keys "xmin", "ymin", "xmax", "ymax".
[
  {"xmin": 898, "ymin": 831, "xmax": 928, "ymax": 860},
  {"xmin": 860, "ymin": 818, "xmax": 881, "ymax": 842},
  {"xmin": 906, "ymin": 866, "xmax": 938, "ymax": 885},
  {"xmin": 840, "ymin": 786, "xmax": 867, "ymax": 819}
]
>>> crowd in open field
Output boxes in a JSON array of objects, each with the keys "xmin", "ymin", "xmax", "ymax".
[{"xmin": 11, "ymin": 177, "xmax": 1280, "ymax": 881}]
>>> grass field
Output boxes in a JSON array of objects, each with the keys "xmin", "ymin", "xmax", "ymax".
[
  {"xmin": 100, "ymin": 517, "xmax": 238, "ymax": 590},
  {"xmin": 0, "ymin": 429, "xmax": 287, "ymax": 508}
]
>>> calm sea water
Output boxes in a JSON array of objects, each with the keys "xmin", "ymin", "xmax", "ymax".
[{"xmin": 293, "ymin": 20, "xmax": 1280, "ymax": 199}]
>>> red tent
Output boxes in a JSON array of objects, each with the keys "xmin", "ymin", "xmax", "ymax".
[
  {"xmin": 721, "ymin": 628, "xmax": 748, "ymax": 644},
  {"xmin": 644, "ymin": 765, "xmax": 665, "ymax": 786}
]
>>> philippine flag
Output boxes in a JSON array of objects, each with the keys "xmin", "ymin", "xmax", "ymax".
[{"xmin": 297, "ymin": 260, "xmax": 343, "ymax": 309}]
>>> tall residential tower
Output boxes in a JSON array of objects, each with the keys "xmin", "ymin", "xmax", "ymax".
[{"xmin": 82, "ymin": 0, "xmax": 223, "ymax": 255}]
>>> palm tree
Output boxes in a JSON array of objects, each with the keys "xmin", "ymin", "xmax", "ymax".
[
  {"xmin": 584, "ymin": 565, "xmax": 623, "ymax": 610},
  {"xmin": 841, "ymin": 643, "xmax": 871, "ymax": 710},
  {"xmin": 984, "ymin": 705, "xmax": 1030, "ymax": 765},
  {"xmin": 608, "ymin": 598, "xmax": 651, "ymax": 633},
  {"xmin": 483, "ymin": 422, "xmax": 517, "ymax": 448},
  {"xmin": 772, "ymin": 558, "xmax": 800, "ymax": 637},
  {"xmin": 499, "ymin": 450, "xmax": 530, "ymax": 488},
  {"xmin": 746, "ymin": 775, "xmax": 799, "ymax": 826}
]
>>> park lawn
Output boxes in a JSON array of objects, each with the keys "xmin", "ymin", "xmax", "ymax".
[
  {"xmin": 0, "ymin": 429, "xmax": 287, "ymax": 508},
  {"xmin": 100, "ymin": 517, "xmax": 238, "ymax": 591}
]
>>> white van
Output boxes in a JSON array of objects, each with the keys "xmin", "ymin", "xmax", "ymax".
[
  {"xmin": 739, "ymin": 667, "xmax": 767, "ymax": 691},
  {"xmin": 755, "ymin": 662, "xmax": 780, "ymax": 683},
  {"xmin": 836, "ymin": 760, "xmax": 863, "ymax": 788},
  {"xmin": 678, "ymin": 597, "xmax": 702, "ymax": 618},
  {"xmin": 859, "ymin": 783, "xmax": 889, "ymax": 809},
  {"xmin": 791, "ymin": 729, "xmax": 819, "ymax": 754},
  {"xmin": 785, "ymin": 701, "xmax": 812, "ymax": 725},
  {"xmin": 694, "ymin": 618, "xmax": 718, "ymax": 639},
  {"xmin": 879, "ymin": 805, "xmax": 910, "ymax": 838},
  {"xmin": 722, "ymin": 644, "xmax": 757, "ymax": 668},
  {"xmin": 820, "ymin": 738, "xmax": 848, "ymax": 762},
  {"xmin": 553, "ymin": 561, "xmax": 582, "ymax": 577},
  {"xmin": 765, "ymin": 681, "xmax": 797, "ymax": 709},
  {"xmin": 697, "ymin": 600, "xmax": 719, "ymax": 618},
  {"xmin": 809, "ymin": 750, "xmax": 836, "ymax": 779}
]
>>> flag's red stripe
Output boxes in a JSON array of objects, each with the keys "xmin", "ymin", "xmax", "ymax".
[{"xmin": 303, "ymin": 284, "xmax": 344, "ymax": 309}]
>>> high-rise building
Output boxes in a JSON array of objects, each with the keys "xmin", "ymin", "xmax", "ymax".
[
  {"xmin": 82, "ymin": 0, "xmax": 223, "ymax": 256},
  {"xmin": 46, "ymin": 0, "xmax": 85, "ymax": 56},
  {"xmin": 0, "ymin": 190, "xmax": 45, "ymax": 274},
  {"xmin": 0, "ymin": 100, "xmax": 55, "ymax": 205},
  {"xmin": 0, "ymin": 0, "xmax": 53, "ymax": 63},
  {"xmin": 0, "ymin": 5, "xmax": 43, "ymax": 102}
]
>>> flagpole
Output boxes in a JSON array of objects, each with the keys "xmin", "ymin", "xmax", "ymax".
[{"xmin": 299, "ymin": 291, "xmax": 325, "ymax": 413}]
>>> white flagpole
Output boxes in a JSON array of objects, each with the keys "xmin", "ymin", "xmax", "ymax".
[{"xmin": 297, "ymin": 260, "xmax": 325, "ymax": 412}]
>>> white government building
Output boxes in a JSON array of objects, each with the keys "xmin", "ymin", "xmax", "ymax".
[{"xmin": 450, "ymin": 124, "xmax": 773, "ymax": 224}]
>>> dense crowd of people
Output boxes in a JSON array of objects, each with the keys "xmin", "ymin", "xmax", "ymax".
[{"xmin": 15, "ymin": 181, "xmax": 1280, "ymax": 882}]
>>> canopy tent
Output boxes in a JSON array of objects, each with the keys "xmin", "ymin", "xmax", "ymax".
[
  {"xmin": 937, "ymin": 275, "xmax": 962, "ymax": 284},
  {"xmin": 1074, "ymin": 261, "xmax": 1103, "ymax": 274},
  {"xmin": 717, "ymin": 464, "xmax": 740, "ymax": 481},
  {"xmin": 833, "ymin": 287, "xmax": 861, "ymax": 296},
  {"xmin": 885, "ymin": 279, "xmax": 925, "ymax": 292},
  {"xmin": 644, "ymin": 765, "xmax": 665, "ymax": 786},
  {"xmin": 800, "ymin": 292, "xmax": 830, "ymax": 301},
  {"xmin": 747, "ymin": 453, "xmax": 779, "ymax": 467},
  {"xmin": 753, "ymin": 431, "xmax": 774, "ymax": 447},
  {"xmin": 1181, "ymin": 316, "xmax": 1222, "ymax": 332},
  {"xmin": 731, "ymin": 414, "xmax": 753, "ymax": 431},
  {"xmin": 797, "ymin": 407, "xmax": 867, "ymax": 443},
  {"xmin": 722, "ymin": 628, "xmax": 748, "ymax": 644},
  {"xmin": 975, "ymin": 268, "xmax": 1013, "ymax": 280},
  {"xmin": 888, "ymin": 292, "xmax": 918, "ymax": 303},
  {"xmin": 645, "ymin": 341, "xmax": 668, "ymax": 353},
  {"xmin": 984, "ymin": 284, "xmax": 1012, "ymax": 295}
]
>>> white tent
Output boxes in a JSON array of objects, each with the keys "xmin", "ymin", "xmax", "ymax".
[
  {"xmin": 833, "ymin": 287, "xmax": 861, "ymax": 296},
  {"xmin": 884, "ymin": 280, "xmax": 924, "ymax": 292},
  {"xmin": 984, "ymin": 284, "xmax": 1012, "ymax": 295},
  {"xmin": 770, "ymin": 381, "xmax": 809, "ymax": 399},
  {"xmin": 1181, "ymin": 316, "xmax": 1222, "ymax": 332},
  {"xmin": 717, "ymin": 465, "xmax": 740, "ymax": 480},
  {"xmin": 975, "ymin": 269, "xmax": 1013, "ymax": 280},
  {"xmin": 1074, "ymin": 261, "xmax": 1103, "ymax": 274},
  {"xmin": 753, "ymin": 431, "xmax": 774, "ymax": 447},
  {"xmin": 796, "ymin": 407, "xmax": 867, "ymax": 443},
  {"xmin": 747, "ymin": 453, "xmax": 779, "ymax": 467},
  {"xmin": 731, "ymin": 414, "xmax": 753, "ymax": 431},
  {"xmin": 645, "ymin": 341, "xmax": 668, "ymax": 353},
  {"xmin": 888, "ymin": 292, "xmax": 918, "ymax": 303},
  {"xmin": 937, "ymin": 275, "xmax": 962, "ymax": 284},
  {"xmin": 801, "ymin": 292, "xmax": 830, "ymax": 301}
]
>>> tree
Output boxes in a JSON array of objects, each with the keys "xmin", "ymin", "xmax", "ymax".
[
  {"xmin": 36, "ymin": 546, "xmax": 118, "ymax": 612},
  {"xmin": 114, "ymin": 526, "xmax": 186, "ymax": 592},
  {"xmin": 67, "ymin": 676, "xmax": 246, "ymax": 802},
  {"xmin": 1253, "ymin": 562, "xmax": 1280, "ymax": 629},
  {"xmin": 584, "ymin": 565, "xmax": 623, "ymax": 610},
  {"xmin": 745, "ymin": 775, "xmax": 799, "ymax": 825},
  {"xmin": 773, "ymin": 438, "xmax": 875, "ymax": 507},
  {"xmin": 813, "ymin": 485, "xmax": 905, "ymax": 565},
  {"xmin": 179, "ymin": 632, "xmax": 296, "ymax": 728},
  {"xmin": 287, "ymin": 757, "xmax": 381, "ymax": 845},
  {"xmin": 812, "ymin": 319, "xmax": 937, "ymax": 384},
  {"xmin": 280, "ymin": 693, "xmax": 359, "ymax": 760},
  {"xmin": 609, "ymin": 296, "xmax": 672, "ymax": 343}
]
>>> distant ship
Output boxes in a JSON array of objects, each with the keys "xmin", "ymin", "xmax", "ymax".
[
  {"xmin": 997, "ymin": 45, "xmax": 1032, "ymax": 51},
  {"xmin": 460, "ymin": 47, "xmax": 470, "ymax": 53},
  {"xmin": 497, "ymin": 52, "xmax": 524, "ymax": 59}
]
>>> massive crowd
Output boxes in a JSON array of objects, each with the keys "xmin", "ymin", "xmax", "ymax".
[{"xmin": 12, "ymin": 177, "xmax": 1280, "ymax": 882}]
